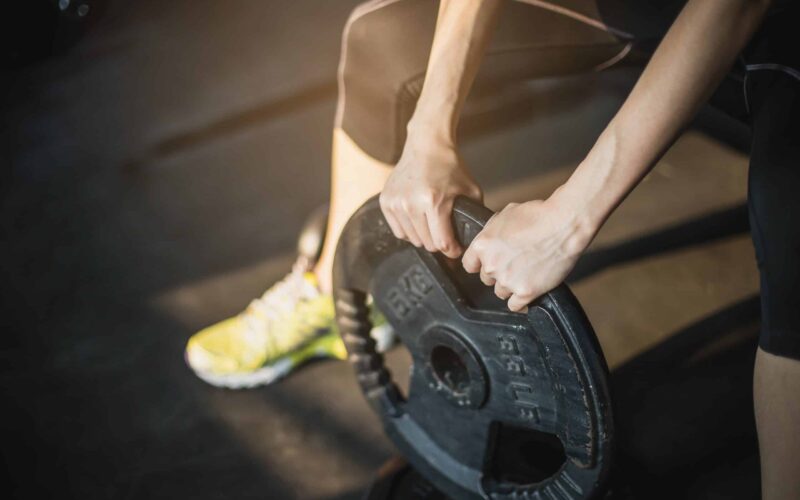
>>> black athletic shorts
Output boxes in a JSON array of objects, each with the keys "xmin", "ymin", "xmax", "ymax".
[{"xmin": 335, "ymin": 0, "xmax": 800, "ymax": 360}]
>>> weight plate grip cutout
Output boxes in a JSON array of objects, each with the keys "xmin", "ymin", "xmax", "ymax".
[{"xmin": 333, "ymin": 196, "xmax": 614, "ymax": 500}]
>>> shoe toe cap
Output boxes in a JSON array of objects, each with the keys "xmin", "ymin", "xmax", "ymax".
[
  {"xmin": 185, "ymin": 340, "xmax": 240, "ymax": 375},
  {"xmin": 185, "ymin": 317, "xmax": 260, "ymax": 375}
]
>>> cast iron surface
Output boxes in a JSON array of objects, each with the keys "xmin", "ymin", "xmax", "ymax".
[{"xmin": 333, "ymin": 195, "xmax": 613, "ymax": 500}]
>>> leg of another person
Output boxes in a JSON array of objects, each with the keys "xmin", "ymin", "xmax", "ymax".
[{"xmin": 747, "ymin": 70, "xmax": 800, "ymax": 500}]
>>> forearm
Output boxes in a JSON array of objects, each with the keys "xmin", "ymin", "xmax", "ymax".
[
  {"xmin": 560, "ymin": 0, "xmax": 771, "ymax": 238},
  {"xmin": 407, "ymin": 0, "xmax": 504, "ymax": 147}
]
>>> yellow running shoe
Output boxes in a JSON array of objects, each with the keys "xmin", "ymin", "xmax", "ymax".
[{"xmin": 185, "ymin": 259, "xmax": 393, "ymax": 389}]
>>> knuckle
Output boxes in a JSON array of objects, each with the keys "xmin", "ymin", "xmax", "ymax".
[
  {"xmin": 470, "ymin": 236, "xmax": 486, "ymax": 253},
  {"xmin": 436, "ymin": 199, "xmax": 453, "ymax": 214},
  {"xmin": 514, "ymin": 284, "xmax": 535, "ymax": 298},
  {"xmin": 418, "ymin": 191, "xmax": 436, "ymax": 207},
  {"xmin": 443, "ymin": 244, "xmax": 459, "ymax": 256},
  {"xmin": 463, "ymin": 257, "xmax": 478, "ymax": 272},
  {"xmin": 511, "ymin": 294, "xmax": 528, "ymax": 306}
]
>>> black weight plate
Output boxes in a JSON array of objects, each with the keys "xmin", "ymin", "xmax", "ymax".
[{"xmin": 334, "ymin": 196, "xmax": 613, "ymax": 500}]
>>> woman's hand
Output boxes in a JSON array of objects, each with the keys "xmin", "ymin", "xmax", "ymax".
[
  {"xmin": 380, "ymin": 135, "xmax": 482, "ymax": 258},
  {"xmin": 377, "ymin": 0, "xmax": 501, "ymax": 259},
  {"xmin": 461, "ymin": 193, "xmax": 596, "ymax": 312}
]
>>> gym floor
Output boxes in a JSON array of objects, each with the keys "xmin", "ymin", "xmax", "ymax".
[{"xmin": 0, "ymin": 1, "xmax": 760, "ymax": 498}]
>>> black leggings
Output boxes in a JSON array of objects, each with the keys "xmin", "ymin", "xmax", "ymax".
[
  {"xmin": 748, "ymin": 70, "xmax": 800, "ymax": 360},
  {"xmin": 335, "ymin": 0, "xmax": 800, "ymax": 360}
]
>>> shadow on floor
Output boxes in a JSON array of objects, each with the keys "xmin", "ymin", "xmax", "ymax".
[
  {"xmin": 611, "ymin": 295, "xmax": 761, "ymax": 499},
  {"xmin": 570, "ymin": 202, "xmax": 749, "ymax": 282},
  {"xmin": 565, "ymin": 208, "xmax": 761, "ymax": 498}
]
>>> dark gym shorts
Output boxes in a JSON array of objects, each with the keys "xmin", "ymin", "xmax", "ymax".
[{"xmin": 335, "ymin": 0, "xmax": 800, "ymax": 360}]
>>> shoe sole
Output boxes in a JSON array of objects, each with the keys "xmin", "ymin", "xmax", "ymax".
[{"xmin": 189, "ymin": 324, "xmax": 395, "ymax": 389}]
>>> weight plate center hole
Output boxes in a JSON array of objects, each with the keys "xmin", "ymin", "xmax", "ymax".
[
  {"xmin": 420, "ymin": 328, "xmax": 488, "ymax": 409},
  {"xmin": 430, "ymin": 345, "xmax": 471, "ymax": 396}
]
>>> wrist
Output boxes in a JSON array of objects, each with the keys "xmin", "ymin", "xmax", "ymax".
[
  {"xmin": 402, "ymin": 124, "xmax": 460, "ymax": 171},
  {"xmin": 406, "ymin": 108, "xmax": 458, "ymax": 150},
  {"xmin": 541, "ymin": 190, "xmax": 598, "ymax": 257},
  {"xmin": 557, "ymin": 127, "xmax": 626, "ymax": 234},
  {"xmin": 546, "ymin": 150, "xmax": 617, "ymax": 254}
]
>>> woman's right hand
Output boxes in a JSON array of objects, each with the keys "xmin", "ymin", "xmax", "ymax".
[{"xmin": 379, "ymin": 134, "xmax": 482, "ymax": 259}]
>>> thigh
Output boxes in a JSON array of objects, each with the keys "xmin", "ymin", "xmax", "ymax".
[
  {"xmin": 339, "ymin": 0, "xmax": 636, "ymax": 164},
  {"xmin": 479, "ymin": 0, "xmax": 632, "ymax": 83},
  {"xmin": 747, "ymin": 70, "xmax": 800, "ymax": 360}
]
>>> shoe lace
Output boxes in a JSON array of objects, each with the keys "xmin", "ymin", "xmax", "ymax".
[{"xmin": 241, "ymin": 258, "xmax": 320, "ymax": 357}]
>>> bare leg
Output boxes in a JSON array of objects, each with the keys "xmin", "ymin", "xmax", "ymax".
[
  {"xmin": 754, "ymin": 347, "xmax": 800, "ymax": 500},
  {"xmin": 314, "ymin": 128, "xmax": 393, "ymax": 293}
]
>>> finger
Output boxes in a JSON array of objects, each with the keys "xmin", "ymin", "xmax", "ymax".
[
  {"xmin": 468, "ymin": 183, "xmax": 483, "ymax": 203},
  {"xmin": 396, "ymin": 212, "xmax": 423, "ymax": 247},
  {"xmin": 379, "ymin": 196, "xmax": 406, "ymax": 240},
  {"xmin": 428, "ymin": 202, "xmax": 461, "ymax": 259},
  {"xmin": 479, "ymin": 268, "xmax": 495, "ymax": 287},
  {"xmin": 507, "ymin": 293, "xmax": 531, "ymax": 313},
  {"xmin": 461, "ymin": 243, "xmax": 482, "ymax": 273},
  {"xmin": 409, "ymin": 209, "xmax": 436, "ymax": 252},
  {"xmin": 494, "ymin": 283, "xmax": 513, "ymax": 300},
  {"xmin": 382, "ymin": 209, "xmax": 406, "ymax": 240}
]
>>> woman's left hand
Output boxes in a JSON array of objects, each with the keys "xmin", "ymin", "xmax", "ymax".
[{"xmin": 461, "ymin": 195, "xmax": 596, "ymax": 312}]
